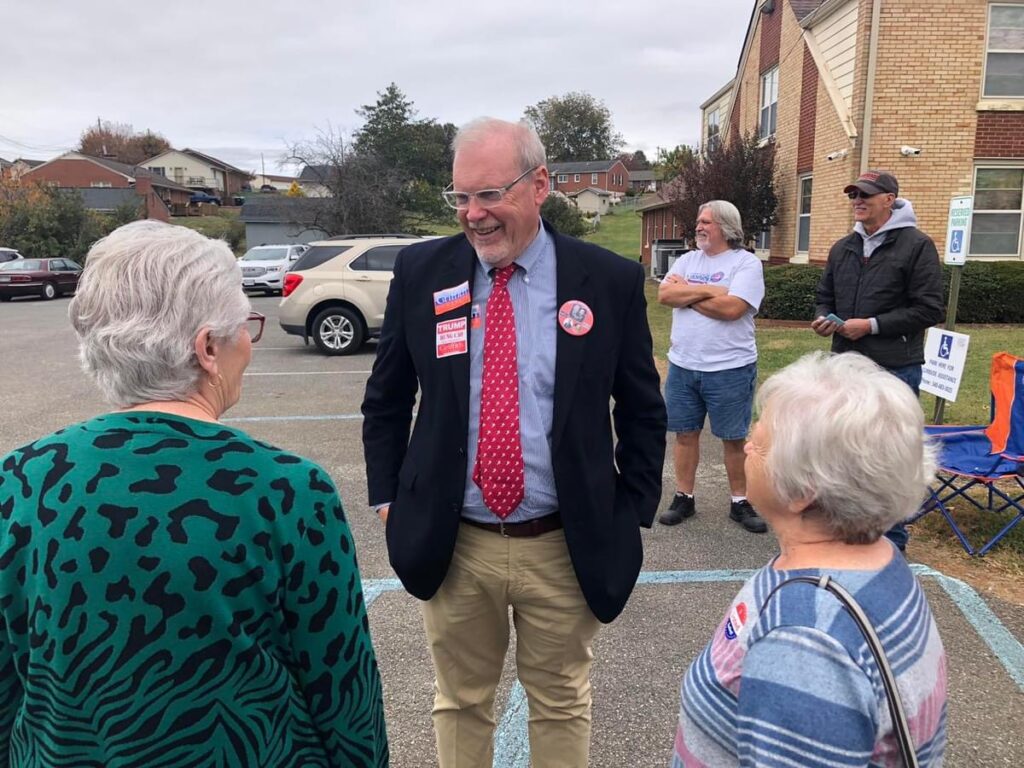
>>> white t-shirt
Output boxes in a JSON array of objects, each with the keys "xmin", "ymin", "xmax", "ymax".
[{"xmin": 665, "ymin": 248, "xmax": 764, "ymax": 372}]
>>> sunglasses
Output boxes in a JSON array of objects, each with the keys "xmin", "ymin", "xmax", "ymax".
[{"xmin": 847, "ymin": 190, "xmax": 885, "ymax": 200}]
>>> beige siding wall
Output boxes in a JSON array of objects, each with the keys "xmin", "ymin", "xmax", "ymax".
[{"xmin": 813, "ymin": 0, "xmax": 860, "ymax": 111}]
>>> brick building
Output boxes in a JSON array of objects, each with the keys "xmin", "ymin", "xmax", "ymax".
[
  {"xmin": 20, "ymin": 152, "xmax": 193, "ymax": 221},
  {"xmin": 702, "ymin": 0, "xmax": 1024, "ymax": 263},
  {"xmin": 638, "ymin": 179, "xmax": 688, "ymax": 270},
  {"xmin": 548, "ymin": 159, "xmax": 630, "ymax": 195}
]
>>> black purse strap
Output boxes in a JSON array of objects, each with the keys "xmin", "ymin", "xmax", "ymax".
[{"xmin": 759, "ymin": 575, "xmax": 920, "ymax": 768}]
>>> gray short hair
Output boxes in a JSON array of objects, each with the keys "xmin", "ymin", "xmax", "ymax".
[
  {"xmin": 452, "ymin": 117, "xmax": 547, "ymax": 173},
  {"xmin": 69, "ymin": 220, "xmax": 249, "ymax": 408},
  {"xmin": 699, "ymin": 200, "xmax": 745, "ymax": 248},
  {"xmin": 756, "ymin": 352, "xmax": 937, "ymax": 544}
]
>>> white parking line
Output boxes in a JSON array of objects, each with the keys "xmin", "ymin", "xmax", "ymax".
[{"xmin": 243, "ymin": 370, "xmax": 372, "ymax": 376}]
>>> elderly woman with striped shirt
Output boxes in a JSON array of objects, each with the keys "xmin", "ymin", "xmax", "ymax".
[{"xmin": 672, "ymin": 352, "xmax": 946, "ymax": 767}]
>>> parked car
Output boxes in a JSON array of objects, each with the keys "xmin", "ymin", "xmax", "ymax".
[
  {"xmin": 0, "ymin": 248, "xmax": 23, "ymax": 264},
  {"xmin": 279, "ymin": 234, "xmax": 429, "ymax": 355},
  {"xmin": 189, "ymin": 191, "xmax": 222, "ymax": 205},
  {"xmin": 239, "ymin": 244, "xmax": 309, "ymax": 295},
  {"xmin": 0, "ymin": 258, "xmax": 82, "ymax": 301}
]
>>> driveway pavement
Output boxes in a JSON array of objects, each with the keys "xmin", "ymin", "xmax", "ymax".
[{"xmin": 1, "ymin": 292, "xmax": 1022, "ymax": 766}]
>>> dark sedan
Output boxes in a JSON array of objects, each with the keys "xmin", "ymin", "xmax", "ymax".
[{"xmin": 0, "ymin": 258, "xmax": 82, "ymax": 301}]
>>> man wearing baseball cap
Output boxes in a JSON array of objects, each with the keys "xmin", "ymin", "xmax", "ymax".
[{"xmin": 811, "ymin": 170, "xmax": 944, "ymax": 550}]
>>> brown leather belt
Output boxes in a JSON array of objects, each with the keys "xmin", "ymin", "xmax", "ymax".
[{"xmin": 462, "ymin": 513, "xmax": 562, "ymax": 538}]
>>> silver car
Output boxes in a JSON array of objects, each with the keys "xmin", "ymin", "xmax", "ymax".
[{"xmin": 239, "ymin": 244, "xmax": 308, "ymax": 295}]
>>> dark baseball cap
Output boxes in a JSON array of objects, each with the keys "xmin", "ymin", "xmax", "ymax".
[{"xmin": 843, "ymin": 170, "xmax": 898, "ymax": 196}]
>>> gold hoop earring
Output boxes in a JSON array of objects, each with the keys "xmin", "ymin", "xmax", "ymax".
[{"xmin": 208, "ymin": 373, "xmax": 224, "ymax": 389}]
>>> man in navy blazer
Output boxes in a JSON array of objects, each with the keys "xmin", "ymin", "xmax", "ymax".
[{"xmin": 362, "ymin": 117, "xmax": 665, "ymax": 767}]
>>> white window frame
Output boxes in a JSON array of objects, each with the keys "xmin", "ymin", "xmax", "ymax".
[
  {"xmin": 759, "ymin": 67, "xmax": 779, "ymax": 140},
  {"xmin": 983, "ymin": 3, "xmax": 1024, "ymax": 99},
  {"xmin": 754, "ymin": 228, "xmax": 771, "ymax": 258},
  {"xmin": 706, "ymin": 108, "xmax": 721, "ymax": 153},
  {"xmin": 971, "ymin": 163, "xmax": 1024, "ymax": 259},
  {"xmin": 591, "ymin": 173, "xmax": 599, "ymax": 184},
  {"xmin": 90, "ymin": 181, "xmax": 112, "ymax": 188},
  {"xmin": 557, "ymin": 174, "xmax": 568, "ymax": 183},
  {"xmin": 796, "ymin": 176, "xmax": 812, "ymax": 255},
  {"xmin": 574, "ymin": 174, "xmax": 581, "ymax": 182}
]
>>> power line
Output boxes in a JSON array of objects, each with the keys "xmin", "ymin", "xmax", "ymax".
[{"xmin": 0, "ymin": 132, "xmax": 76, "ymax": 155}]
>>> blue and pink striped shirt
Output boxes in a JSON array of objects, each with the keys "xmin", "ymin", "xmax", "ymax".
[{"xmin": 673, "ymin": 547, "xmax": 947, "ymax": 767}]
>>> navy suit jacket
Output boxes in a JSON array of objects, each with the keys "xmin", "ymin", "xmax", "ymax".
[{"xmin": 361, "ymin": 222, "xmax": 666, "ymax": 623}]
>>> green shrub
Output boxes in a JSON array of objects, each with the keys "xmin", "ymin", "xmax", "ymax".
[
  {"xmin": 942, "ymin": 262, "xmax": 1024, "ymax": 324},
  {"xmin": 759, "ymin": 261, "xmax": 1024, "ymax": 323},
  {"xmin": 761, "ymin": 264, "xmax": 823, "ymax": 320},
  {"xmin": 540, "ymin": 195, "xmax": 587, "ymax": 237}
]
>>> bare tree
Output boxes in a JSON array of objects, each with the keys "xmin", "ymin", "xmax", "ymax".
[{"xmin": 287, "ymin": 127, "xmax": 405, "ymax": 236}]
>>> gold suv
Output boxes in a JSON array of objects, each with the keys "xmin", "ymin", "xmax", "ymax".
[{"xmin": 278, "ymin": 234, "xmax": 430, "ymax": 355}]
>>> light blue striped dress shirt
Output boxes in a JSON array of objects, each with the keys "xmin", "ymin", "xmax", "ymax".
[{"xmin": 461, "ymin": 222, "xmax": 559, "ymax": 523}]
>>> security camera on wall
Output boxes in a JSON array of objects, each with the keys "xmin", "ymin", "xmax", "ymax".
[
  {"xmin": 826, "ymin": 150, "xmax": 848, "ymax": 161},
  {"xmin": 900, "ymin": 146, "xmax": 922, "ymax": 157}
]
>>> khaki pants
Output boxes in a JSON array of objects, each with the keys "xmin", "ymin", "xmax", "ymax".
[{"xmin": 422, "ymin": 522, "xmax": 602, "ymax": 768}]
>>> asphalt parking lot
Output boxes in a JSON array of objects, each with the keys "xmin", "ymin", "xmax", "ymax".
[{"xmin": 2, "ymin": 292, "xmax": 1023, "ymax": 766}]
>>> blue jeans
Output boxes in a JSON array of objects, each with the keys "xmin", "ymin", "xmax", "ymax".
[
  {"xmin": 665, "ymin": 362, "xmax": 757, "ymax": 440},
  {"xmin": 885, "ymin": 363, "xmax": 922, "ymax": 396},
  {"xmin": 883, "ymin": 364, "xmax": 922, "ymax": 551}
]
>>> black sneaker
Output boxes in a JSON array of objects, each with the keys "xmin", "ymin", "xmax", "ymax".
[
  {"xmin": 729, "ymin": 499, "xmax": 767, "ymax": 534},
  {"xmin": 659, "ymin": 493, "xmax": 696, "ymax": 525}
]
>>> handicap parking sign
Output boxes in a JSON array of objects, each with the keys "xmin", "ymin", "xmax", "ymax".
[
  {"xmin": 939, "ymin": 334, "xmax": 953, "ymax": 360},
  {"xmin": 950, "ymin": 229, "xmax": 963, "ymax": 254}
]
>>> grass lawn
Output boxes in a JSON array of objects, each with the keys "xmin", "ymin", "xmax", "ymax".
[
  {"xmin": 583, "ymin": 207, "xmax": 643, "ymax": 261},
  {"xmin": 646, "ymin": 281, "xmax": 1024, "ymax": 584}
]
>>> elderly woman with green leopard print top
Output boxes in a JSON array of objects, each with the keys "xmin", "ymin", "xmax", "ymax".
[{"xmin": 0, "ymin": 221, "xmax": 388, "ymax": 767}]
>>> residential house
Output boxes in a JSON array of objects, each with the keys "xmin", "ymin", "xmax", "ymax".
[
  {"xmin": 20, "ymin": 152, "xmax": 193, "ymax": 221},
  {"xmin": 142, "ymin": 148, "xmax": 251, "ymax": 197},
  {"xmin": 296, "ymin": 165, "xmax": 334, "ymax": 197},
  {"xmin": 548, "ymin": 160, "xmax": 629, "ymax": 196},
  {"xmin": 704, "ymin": 0, "xmax": 1024, "ymax": 264},
  {"xmin": 251, "ymin": 173, "xmax": 298, "ymax": 192},
  {"xmin": 9, "ymin": 158, "xmax": 44, "ymax": 181},
  {"xmin": 627, "ymin": 169, "xmax": 659, "ymax": 193},
  {"xmin": 239, "ymin": 196, "xmax": 329, "ymax": 246},
  {"xmin": 569, "ymin": 187, "xmax": 614, "ymax": 215}
]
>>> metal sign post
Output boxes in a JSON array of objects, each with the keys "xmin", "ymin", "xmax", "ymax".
[{"xmin": 933, "ymin": 196, "xmax": 973, "ymax": 424}]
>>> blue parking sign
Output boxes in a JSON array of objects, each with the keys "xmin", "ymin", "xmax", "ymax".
[
  {"xmin": 939, "ymin": 334, "xmax": 953, "ymax": 360},
  {"xmin": 950, "ymin": 229, "xmax": 963, "ymax": 254}
]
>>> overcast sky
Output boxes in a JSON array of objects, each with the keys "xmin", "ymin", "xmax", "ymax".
[{"xmin": 2, "ymin": 1, "xmax": 753, "ymax": 175}]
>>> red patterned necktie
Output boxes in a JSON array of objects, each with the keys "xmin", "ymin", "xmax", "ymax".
[{"xmin": 473, "ymin": 264, "xmax": 524, "ymax": 519}]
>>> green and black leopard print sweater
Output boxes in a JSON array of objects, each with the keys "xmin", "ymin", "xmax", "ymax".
[{"xmin": 0, "ymin": 412, "xmax": 387, "ymax": 767}]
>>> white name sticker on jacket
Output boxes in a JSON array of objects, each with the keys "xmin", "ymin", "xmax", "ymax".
[
  {"xmin": 433, "ymin": 281, "xmax": 471, "ymax": 315},
  {"xmin": 436, "ymin": 317, "xmax": 468, "ymax": 358}
]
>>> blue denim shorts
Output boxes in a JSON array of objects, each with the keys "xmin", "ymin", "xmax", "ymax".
[{"xmin": 665, "ymin": 362, "xmax": 757, "ymax": 440}]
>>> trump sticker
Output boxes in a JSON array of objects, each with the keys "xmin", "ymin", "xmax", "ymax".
[
  {"xmin": 436, "ymin": 317, "xmax": 468, "ymax": 358},
  {"xmin": 724, "ymin": 602, "xmax": 747, "ymax": 641},
  {"xmin": 433, "ymin": 281, "xmax": 471, "ymax": 315},
  {"xmin": 558, "ymin": 300, "xmax": 593, "ymax": 336}
]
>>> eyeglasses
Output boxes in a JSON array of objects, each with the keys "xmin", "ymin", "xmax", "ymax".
[
  {"xmin": 847, "ymin": 190, "xmax": 883, "ymax": 200},
  {"xmin": 246, "ymin": 311, "xmax": 265, "ymax": 343},
  {"xmin": 442, "ymin": 166, "xmax": 538, "ymax": 210}
]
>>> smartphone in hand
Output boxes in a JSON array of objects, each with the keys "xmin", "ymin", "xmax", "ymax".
[{"xmin": 825, "ymin": 313, "xmax": 845, "ymax": 326}]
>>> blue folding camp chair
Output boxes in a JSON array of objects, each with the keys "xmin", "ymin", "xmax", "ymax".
[{"xmin": 911, "ymin": 352, "xmax": 1024, "ymax": 556}]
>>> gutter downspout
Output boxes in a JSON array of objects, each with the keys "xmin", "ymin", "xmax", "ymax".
[{"xmin": 860, "ymin": 0, "xmax": 883, "ymax": 172}]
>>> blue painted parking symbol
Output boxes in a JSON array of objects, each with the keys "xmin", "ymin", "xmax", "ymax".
[{"xmin": 950, "ymin": 229, "xmax": 963, "ymax": 254}]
